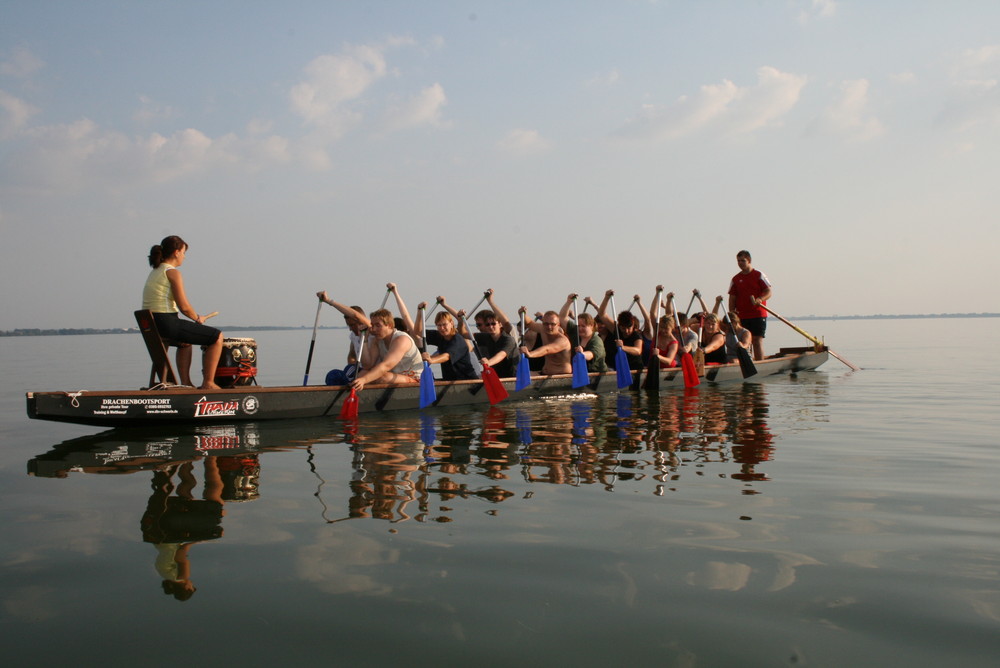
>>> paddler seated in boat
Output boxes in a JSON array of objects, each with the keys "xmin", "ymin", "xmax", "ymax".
[
  {"xmin": 585, "ymin": 289, "xmax": 621, "ymax": 370},
  {"xmin": 142, "ymin": 235, "xmax": 224, "ymax": 389},
  {"xmin": 699, "ymin": 313, "xmax": 728, "ymax": 365},
  {"xmin": 412, "ymin": 297, "xmax": 478, "ymax": 381},
  {"xmin": 614, "ymin": 310, "xmax": 646, "ymax": 371},
  {"xmin": 484, "ymin": 289, "xmax": 543, "ymax": 375},
  {"xmin": 721, "ymin": 311, "xmax": 753, "ymax": 363},
  {"xmin": 350, "ymin": 308, "xmax": 422, "ymax": 391},
  {"xmin": 518, "ymin": 309, "xmax": 572, "ymax": 375},
  {"xmin": 558, "ymin": 293, "xmax": 607, "ymax": 373},
  {"xmin": 316, "ymin": 291, "xmax": 369, "ymax": 379},
  {"xmin": 649, "ymin": 289, "xmax": 679, "ymax": 368},
  {"xmin": 471, "ymin": 305, "xmax": 520, "ymax": 378},
  {"xmin": 675, "ymin": 313, "xmax": 699, "ymax": 358}
]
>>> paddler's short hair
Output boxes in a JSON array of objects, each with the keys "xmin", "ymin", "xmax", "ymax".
[
  {"xmin": 577, "ymin": 313, "xmax": 596, "ymax": 328},
  {"xmin": 434, "ymin": 311, "xmax": 453, "ymax": 325},
  {"xmin": 737, "ymin": 249, "xmax": 752, "ymax": 261},
  {"xmin": 370, "ymin": 309, "xmax": 393, "ymax": 327}
]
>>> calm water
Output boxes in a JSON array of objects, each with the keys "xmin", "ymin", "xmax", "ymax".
[{"xmin": 2, "ymin": 319, "xmax": 999, "ymax": 666}]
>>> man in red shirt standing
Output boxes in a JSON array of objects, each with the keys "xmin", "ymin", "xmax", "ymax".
[{"xmin": 728, "ymin": 250, "xmax": 772, "ymax": 360}]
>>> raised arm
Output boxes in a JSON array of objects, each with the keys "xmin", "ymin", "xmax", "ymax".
[
  {"xmin": 485, "ymin": 289, "xmax": 514, "ymax": 335},
  {"xmin": 413, "ymin": 301, "xmax": 428, "ymax": 347},
  {"xmin": 388, "ymin": 283, "xmax": 415, "ymax": 333},
  {"xmin": 649, "ymin": 285, "xmax": 663, "ymax": 327},
  {"xmin": 519, "ymin": 307, "xmax": 544, "ymax": 334},
  {"xmin": 590, "ymin": 289, "xmax": 615, "ymax": 329},
  {"xmin": 693, "ymin": 289, "xmax": 710, "ymax": 315},
  {"xmin": 317, "ymin": 290, "xmax": 370, "ymax": 329},
  {"xmin": 558, "ymin": 293, "xmax": 577, "ymax": 328},
  {"xmin": 635, "ymin": 293, "xmax": 653, "ymax": 339}
]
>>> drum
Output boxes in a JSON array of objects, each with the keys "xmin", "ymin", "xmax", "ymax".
[{"xmin": 215, "ymin": 337, "xmax": 258, "ymax": 387}]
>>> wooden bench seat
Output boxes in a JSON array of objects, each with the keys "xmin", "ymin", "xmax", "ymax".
[{"xmin": 134, "ymin": 309, "xmax": 182, "ymax": 386}]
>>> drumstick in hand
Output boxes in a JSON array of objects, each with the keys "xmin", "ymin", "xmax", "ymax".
[{"xmin": 203, "ymin": 311, "xmax": 219, "ymax": 320}]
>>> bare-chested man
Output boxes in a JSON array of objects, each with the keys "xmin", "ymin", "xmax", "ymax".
[{"xmin": 517, "ymin": 309, "xmax": 572, "ymax": 375}]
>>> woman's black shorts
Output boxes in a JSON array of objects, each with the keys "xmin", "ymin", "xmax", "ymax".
[{"xmin": 152, "ymin": 312, "xmax": 221, "ymax": 346}]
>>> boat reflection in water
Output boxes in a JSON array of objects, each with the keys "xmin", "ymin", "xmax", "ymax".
[
  {"xmin": 27, "ymin": 378, "xmax": 829, "ymax": 597},
  {"xmin": 314, "ymin": 379, "xmax": 825, "ymax": 523},
  {"xmin": 28, "ymin": 424, "xmax": 265, "ymax": 600}
]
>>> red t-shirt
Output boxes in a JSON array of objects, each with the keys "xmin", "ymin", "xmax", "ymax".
[{"xmin": 729, "ymin": 269, "xmax": 771, "ymax": 319}]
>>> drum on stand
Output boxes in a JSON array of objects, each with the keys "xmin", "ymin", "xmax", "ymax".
[{"xmin": 215, "ymin": 337, "xmax": 258, "ymax": 387}]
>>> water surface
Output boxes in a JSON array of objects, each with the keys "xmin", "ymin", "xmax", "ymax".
[{"xmin": 2, "ymin": 319, "xmax": 998, "ymax": 666}]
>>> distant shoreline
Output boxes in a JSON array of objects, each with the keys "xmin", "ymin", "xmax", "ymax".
[{"xmin": 2, "ymin": 313, "xmax": 998, "ymax": 337}]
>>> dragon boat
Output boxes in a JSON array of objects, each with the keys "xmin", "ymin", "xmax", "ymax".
[{"xmin": 26, "ymin": 345, "xmax": 828, "ymax": 428}]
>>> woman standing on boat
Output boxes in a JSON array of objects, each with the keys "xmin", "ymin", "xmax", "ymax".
[{"xmin": 142, "ymin": 235, "xmax": 223, "ymax": 389}]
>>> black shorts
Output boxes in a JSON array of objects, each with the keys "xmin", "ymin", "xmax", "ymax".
[
  {"xmin": 742, "ymin": 317, "xmax": 767, "ymax": 338},
  {"xmin": 153, "ymin": 312, "xmax": 221, "ymax": 346}
]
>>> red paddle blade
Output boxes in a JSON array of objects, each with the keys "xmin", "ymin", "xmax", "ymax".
[
  {"xmin": 680, "ymin": 352, "xmax": 700, "ymax": 388},
  {"xmin": 339, "ymin": 388, "xmax": 359, "ymax": 419},
  {"xmin": 482, "ymin": 366, "xmax": 509, "ymax": 405}
]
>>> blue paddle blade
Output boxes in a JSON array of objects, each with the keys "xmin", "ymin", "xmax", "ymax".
[
  {"xmin": 615, "ymin": 348, "xmax": 631, "ymax": 388},
  {"xmin": 419, "ymin": 362, "xmax": 436, "ymax": 408},
  {"xmin": 572, "ymin": 352, "xmax": 589, "ymax": 388},
  {"xmin": 515, "ymin": 356, "xmax": 531, "ymax": 391}
]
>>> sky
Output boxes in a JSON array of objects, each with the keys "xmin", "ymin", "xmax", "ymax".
[{"xmin": 1, "ymin": 0, "xmax": 997, "ymax": 330}]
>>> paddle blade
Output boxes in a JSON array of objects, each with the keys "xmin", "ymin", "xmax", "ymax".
[
  {"xmin": 736, "ymin": 347, "xmax": 758, "ymax": 378},
  {"xmin": 515, "ymin": 356, "xmax": 532, "ymax": 391},
  {"xmin": 615, "ymin": 348, "xmax": 631, "ymax": 389},
  {"xmin": 643, "ymin": 351, "xmax": 660, "ymax": 391},
  {"xmin": 572, "ymin": 352, "xmax": 589, "ymax": 389},
  {"xmin": 339, "ymin": 388, "xmax": 359, "ymax": 419},
  {"xmin": 482, "ymin": 365, "xmax": 509, "ymax": 405},
  {"xmin": 680, "ymin": 352, "xmax": 700, "ymax": 388},
  {"xmin": 419, "ymin": 362, "xmax": 436, "ymax": 408}
]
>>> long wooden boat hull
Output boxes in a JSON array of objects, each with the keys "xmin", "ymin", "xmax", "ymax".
[{"xmin": 26, "ymin": 347, "xmax": 828, "ymax": 428}]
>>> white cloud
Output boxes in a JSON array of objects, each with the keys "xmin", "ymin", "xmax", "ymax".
[
  {"xmin": 616, "ymin": 66, "xmax": 806, "ymax": 142},
  {"xmin": 0, "ymin": 89, "xmax": 38, "ymax": 139},
  {"xmin": 890, "ymin": 71, "xmax": 917, "ymax": 85},
  {"xmin": 809, "ymin": 79, "xmax": 883, "ymax": 141},
  {"xmin": 0, "ymin": 46, "xmax": 44, "ymax": 78},
  {"xmin": 133, "ymin": 95, "xmax": 177, "ymax": 125},
  {"xmin": 4, "ymin": 119, "xmax": 290, "ymax": 192},
  {"xmin": 290, "ymin": 45, "xmax": 388, "ymax": 139},
  {"xmin": 381, "ymin": 83, "xmax": 449, "ymax": 133},
  {"xmin": 937, "ymin": 44, "xmax": 1000, "ymax": 134},
  {"xmin": 797, "ymin": 0, "xmax": 838, "ymax": 24},
  {"xmin": 955, "ymin": 44, "xmax": 1000, "ymax": 73},
  {"xmin": 586, "ymin": 68, "xmax": 621, "ymax": 88},
  {"xmin": 496, "ymin": 128, "xmax": 553, "ymax": 156}
]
